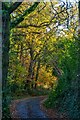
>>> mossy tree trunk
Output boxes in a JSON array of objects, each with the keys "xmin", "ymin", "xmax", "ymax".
[{"xmin": 2, "ymin": 4, "xmax": 10, "ymax": 118}]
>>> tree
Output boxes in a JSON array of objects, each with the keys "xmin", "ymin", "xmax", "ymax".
[
  {"xmin": 2, "ymin": 2, "xmax": 39, "ymax": 118},
  {"xmin": 2, "ymin": 1, "xmax": 77, "ymax": 118},
  {"xmin": 44, "ymin": 1, "xmax": 80, "ymax": 118},
  {"xmin": 58, "ymin": 1, "xmax": 80, "ymax": 118}
]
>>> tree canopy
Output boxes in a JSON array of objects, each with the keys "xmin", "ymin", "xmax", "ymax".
[{"xmin": 2, "ymin": 1, "xmax": 80, "ymax": 119}]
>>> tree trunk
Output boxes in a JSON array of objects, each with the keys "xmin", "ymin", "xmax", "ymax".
[
  {"xmin": 0, "ymin": 2, "xmax": 2, "ymax": 119},
  {"xmin": 35, "ymin": 59, "xmax": 40, "ymax": 89},
  {"xmin": 20, "ymin": 42, "xmax": 24, "ymax": 66},
  {"xmin": 2, "ymin": 5, "xmax": 10, "ymax": 118},
  {"xmin": 26, "ymin": 47, "xmax": 34, "ymax": 89},
  {"xmin": 28, "ymin": 59, "xmax": 34, "ymax": 78}
]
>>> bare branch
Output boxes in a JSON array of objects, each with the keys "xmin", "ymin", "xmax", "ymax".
[
  {"xmin": 16, "ymin": 24, "xmax": 44, "ymax": 28},
  {"xmin": 37, "ymin": 2, "xmax": 46, "ymax": 13}
]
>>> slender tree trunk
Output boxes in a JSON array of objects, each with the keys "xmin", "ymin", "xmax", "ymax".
[
  {"xmin": 20, "ymin": 42, "xmax": 24, "ymax": 66},
  {"xmin": 28, "ymin": 60, "xmax": 34, "ymax": 78},
  {"xmin": 26, "ymin": 47, "xmax": 34, "ymax": 89},
  {"xmin": 35, "ymin": 59, "xmax": 40, "ymax": 89}
]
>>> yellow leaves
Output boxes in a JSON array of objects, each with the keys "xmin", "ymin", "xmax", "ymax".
[
  {"xmin": 38, "ymin": 66, "xmax": 57, "ymax": 88},
  {"xmin": 25, "ymin": 58, "xmax": 30, "ymax": 64},
  {"xmin": 51, "ymin": 37, "xmax": 57, "ymax": 42},
  {"xmin": 67, "ymin": 28, "xmax": 75, "ymax": 39},
  {"xmin": 14, "ymin": 44, "xmax": 18, "ymax": 48},
  {"xmin": 70, "ymin": 28, "xmax": 74, "ymax": 33},
  {"xmin": 61, "ymin": 28, "xmax": 75, "ymax": 39},
  {"xmin": 68, "ymin": 33, "xmax": 73, "ymax": 39}
]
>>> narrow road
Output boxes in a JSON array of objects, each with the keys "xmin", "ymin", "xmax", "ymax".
[{"xmin": 10, "ymin": 96, "xmax": 49, "ymax": 119}]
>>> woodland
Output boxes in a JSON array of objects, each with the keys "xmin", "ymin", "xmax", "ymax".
[{"xmin": 2, "ymin": 0, "xmax": 80, "ymax": 119}]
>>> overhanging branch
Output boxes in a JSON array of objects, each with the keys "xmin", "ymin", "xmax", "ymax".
[
  {"xmin": 10, "ymin": 2, "xmax": 39, "ymax": 29},
  {"xmin": 8, "ymin": 2, "xmax": 23, "ymax": 14}
]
